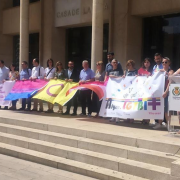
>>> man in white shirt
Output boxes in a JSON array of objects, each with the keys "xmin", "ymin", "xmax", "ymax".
[
  {"xmin": 30, "ymin": 58, "xmax": 45, "ymax": 112},
  {"xmin": 0, "ymin": 60, "xmax": 10, "ymax": 110}
]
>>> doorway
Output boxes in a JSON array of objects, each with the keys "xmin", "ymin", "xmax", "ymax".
[{"xmin": 66, "ymin": 24, "xmax": 109, "ymax": 71}]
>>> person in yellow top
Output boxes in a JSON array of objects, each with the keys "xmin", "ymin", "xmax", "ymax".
[{"xmin": 9, "ymin": 63, "xmax": 19, "ymax": 110}]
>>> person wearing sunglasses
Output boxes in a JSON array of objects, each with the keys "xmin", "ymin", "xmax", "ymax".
[
  {"xmin": 54, "ymin": 61, "xmax": 65, "ymax": 114},
  {"xmin": 153, "ymin": 57, "xmax": 174, "ymax": 130},
  {"xmin": 92, "ymin": 61, "xmax": 105, "ymax": 118}
]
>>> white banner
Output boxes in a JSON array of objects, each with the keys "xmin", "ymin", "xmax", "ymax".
[
  {"xmin": 0, "ymin": 81, "xmax": 15, "ymax": 106},
  {"xmin": 99, "ymin": 72, "xmax": 165, "ymax": 119},
  {"xmin": 169, "ymin": 84, "xmax": 180, "ymax": 111}
]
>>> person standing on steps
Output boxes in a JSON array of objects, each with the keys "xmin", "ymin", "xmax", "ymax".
[{"xmin": 30, "ymin": 58, "xmax": 45, "ymax": 112}]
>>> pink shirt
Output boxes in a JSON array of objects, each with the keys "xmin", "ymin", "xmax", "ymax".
[{"xmin": 138, "ymin": 68, "xmax": 151, "ymax": 76}]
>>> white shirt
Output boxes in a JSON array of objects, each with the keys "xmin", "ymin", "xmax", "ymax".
[
  {"xmin": 31, "ymin": 65, "xmax": 45, "ymax": 79},
  {"xmin": 45, "ymin": 67, "xmax": 55, "ymax": 79},
  {"xmin": 68, "ymin": 69, "xmax": 73, "ymax": 79},
  {"xmin": 0, "ymin": 66, "xmax": 9, "ymax": 82}
]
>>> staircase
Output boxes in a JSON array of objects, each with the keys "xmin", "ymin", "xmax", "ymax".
[{"xmin": 0, "ymin": 116, "xmax": 179, "ymax": 180}]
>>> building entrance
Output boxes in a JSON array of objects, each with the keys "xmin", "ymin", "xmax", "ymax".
[
  {"xmin": 143, "ymin": 14, "xmax": 180, "ymax": 71},
  {"xmin": 66, "ymin": 24, "xmax": 109, "ymax": 70}
]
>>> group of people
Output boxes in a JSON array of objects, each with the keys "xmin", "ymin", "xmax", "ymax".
[{"xmin": 0, "ymin": 51, "xmax": 179, "ymax": 131}]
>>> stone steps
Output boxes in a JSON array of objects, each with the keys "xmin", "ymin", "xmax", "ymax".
[
  {"xmin": 0, "ymin": 117, "xmax": 179, "ymax": 154},
  {"xmin": 0, "ymin": 132, "xmax": 170, "ymax": 180},
  {"xmin": 0, "ymin": 122, "xmax": 177, "ymax": 168},
  {"xmin": 0, "ymin": 142, "xmax": 149, "ymax": 180}
]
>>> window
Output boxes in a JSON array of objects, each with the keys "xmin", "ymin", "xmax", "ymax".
[{"xmin": 13, "ymin": 0, "xmax": 40, "ymax": 7}]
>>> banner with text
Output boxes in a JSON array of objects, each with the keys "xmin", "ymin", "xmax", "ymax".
[
  {"xmin": 0, "ymin": 81, "xmax": 15, "ymax": 106},
  {"xmin": 99, "ymin": 72, "xmax": 165, "ymax": 119}
]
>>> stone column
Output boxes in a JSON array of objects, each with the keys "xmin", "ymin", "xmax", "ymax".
[
  {"xmin": 19, "ymin": 0, "xmax": 29, "ymax": 71},
  {"xmin": 91, "ymin": 0, "xmax": 104, "ymax": 71}
]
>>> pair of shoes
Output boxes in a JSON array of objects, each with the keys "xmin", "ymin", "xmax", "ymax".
[
  {"xmin": 109, "ymin": 117, "xmax": 116, "ymax": 122},
  {"xmin": 149, "ymin": 122, "xmax": 158, "ymax": 127},
  {"xmin": 9, "ymin": 106, "xmax": 16, "ymax": 110},
  {"xmin": 115, "ymin": 118, "xmax": 120, "ymax": 123},
  {"xmin": 63, "ymin": 111, "xmax": 69, "ymax": 115},
  {"xmin": 31, "ymin": 108, "xmax": 37, "ymax": 111},
  {"xmin": 39, "ymin": 109, "xmax": 43, "ymax": 112},
  {"xmin": 57, "ymin": 110, "xmax": 63, "ymax": 114},
  {"xmin": 46, "ymin": 109, "xmax": 53, "ymax": 113},
  {"xmin": 87, "ymin": 114, "xmax": 91, "ymax": 117},
  {"xmin": 71, "ymin": 113, "xmax": 77, "ymax": 116},
  {"xmin": 79, "ymin": 113, "xmax": 86, "ymax": 116},
  {"xmin": 18, "ymin": 108, "xmax": 25, "ymax": 111},
  {"xmin": 153, "ymin": 123, "xmax": 162, "ymax": 129}
]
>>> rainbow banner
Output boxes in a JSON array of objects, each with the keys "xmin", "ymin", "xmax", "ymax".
[
  {"xmin": 33, "ymin": 79, "xmax": 67, "ymax": 104},
  {"xmin": 99, "ymin": 72, "xmax": 165, "ymax": 119},
  {"xmin": 5, "ymin": 80, "xmax": 48, "ymax": 100},
  {"xmin": 67, "ymin": 81, "xmax": 106, "ymax": 100},
  {"xmin": 54, "ymin": 82, "xmax": 79, "ymax": 106}
]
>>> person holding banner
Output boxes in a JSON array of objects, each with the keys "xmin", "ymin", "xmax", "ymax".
[
  {"xmin": 92, "ymin": 61, "xmax": 105, "ymax": 118},
  {"xmin": 44, "ymin": 58, "xmax": 55, "ymax": 113},
  {"xmin": 152, "ymin": 53, "xmax": 163, "ymax": 74},
  {"xmin": 8, "ymin": 63, "xmax": 19, "ymax": 110},
  {"xmin": 18, "ymin": 61, "xmax": 32, "ymax": 111},
  {"xmin": 106, "ymin": 59, "xmax": 123, "ymax": 122},
  {"xmin": 63, "ymin": 61, "xmax": 79, "ymax": 115},
  {"xmin": 138, "ymin": 58, "xmax": 152, "ymax": 76},
  {"xmin": 54, "ymin": 61, "xmax": 65, "ymax": 114},
  {"xmin": 153, "ymin": 57, "xmax": 174, "ymax": 130},
  {"xmin": 124, "ymin": 60, "xmax": 138, "ymax": 76},
  {"xmin": 0, "ymin": 60, "xmax": 10, "ymax": 110},
  {"xmin": 79, "ymin": 60, "xmax": 95, "ymax": 117},
  {"xmin": 30, "ymin": 58, "xmax": 45, "ymax": 112}
]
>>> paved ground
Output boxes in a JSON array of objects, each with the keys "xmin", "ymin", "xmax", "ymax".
[{"xmin": 0, "ymin": 154, "xmax": 98, "ymax": 180}]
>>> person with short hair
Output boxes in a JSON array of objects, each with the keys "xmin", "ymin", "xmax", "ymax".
[
  {"xmin": 0, "ymin": 60, "xmax": 10, "ymax": 110},
  {"xmin": 79, "ymin": 60, "xmax": 95, "ymax": 117},
  {"xmin": 18, "ymin": 61, "xmax": 32, "ymax": 111},
  {"xmin": 63, "ymin": 61, "xmax": 79, "ymax": 115},
  {"xmin": 44, "ymin": 58, "xmax": 55, "ymax": 113},
  {"xmin": 105, "ymin": 52, "xmax": 123, "ymax": 75},
  {"xmin": 105, "ymin": 59, "xmax": 123, "ymax": 80},
  {"xmin": 54, "ymin": 61, "xmax": 65, "ymax": 114},
  {"xmin": 30, "ymin": 58, "xmax": 45, "ymax": 112},
  {"xmin": 152, "ymin": 53, "xmax": 163, "ymax": 74}
]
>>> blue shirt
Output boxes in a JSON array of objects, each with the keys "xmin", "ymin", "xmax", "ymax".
[
  {"xmin": 152, "ymin": 63, "xmax": 163, "ymax": 74},
  {"xmin": 79, "ymin": 68, "xmax": 95, "ymax": 81},
  {"xmin": 20, "ymin": 68, "xmax": 32, "ymax": 80},
  {"xmin": 0, "ymin": 66, "xmax": 9, "ymax": 82}
]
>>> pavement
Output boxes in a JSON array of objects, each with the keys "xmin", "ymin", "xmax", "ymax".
[{"xmin": 0, "ymin": 154, "xmax": 98, "ymax": 180}]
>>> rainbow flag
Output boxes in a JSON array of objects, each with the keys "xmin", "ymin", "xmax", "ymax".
[
  {"xmin": 5, "ymin": 80, "xmax": 48, "ymax": 100},
  {"xmin": 67, "ymin": 81, "xmax": 106, "ymax": 100}
]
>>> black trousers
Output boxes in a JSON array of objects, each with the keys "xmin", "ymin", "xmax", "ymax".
[
  {"xmin": 22, "ymin": 98, "xmax": 31, "ymax": 110},
  {"xmin": 80, "ymin": 90, "xmax": 92, "ymax": 115},
  {"xmin": 66, "ymin": 92, "xmax": 78, "ymax": 114}
]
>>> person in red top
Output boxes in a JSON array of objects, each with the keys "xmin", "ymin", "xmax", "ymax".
[{"xmin": 138, "ymin": 58, "xmax": 152, "ymax": 76}]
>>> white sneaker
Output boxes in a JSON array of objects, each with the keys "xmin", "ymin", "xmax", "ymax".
[
  {"xmin": 153, "ymin": 123, "xmax": 162, "ymax": 129},
  {"xmin": 109, "ymin": 117, "xmax": 116, "ymax": 122},
  {"xmin": 116, "ymin": 118, "xmax": 120, "ymax": 123},
  {"xmin": 162, "ymin": 122, "xmax": 167, "ymax": 128},
  {"xmin": 149, "ymin": 122, "xmax": 158, "ymax": 127}
]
